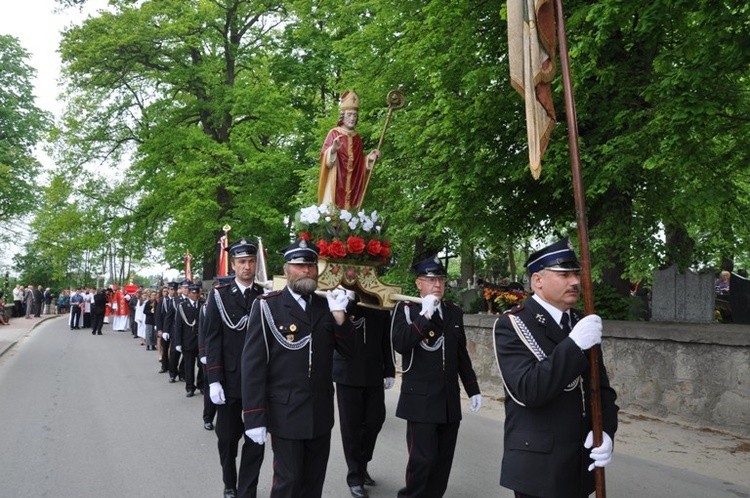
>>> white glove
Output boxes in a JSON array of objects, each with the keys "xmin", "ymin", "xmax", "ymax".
[
  {"xmin": 384, "ymin": 377, "xmax": 395, "ymax": 390},
  {"xmin": 470, "ymin": 394, "xmax": 482, "ymax": 412},
  {"xmin": 568, "ymin": 314, "xmax": 602, "ymax": 350},
  {"xmin": 326, "ymin": 290, "xmax": 348, "ymax": 312},
  {"xmin": 209, "ymin": 382, "xmax": 226, "ymax": 405},
  {"xmin": 162, "ymin": 332, "xmax": 169, "ymax": 341},
  {"xmin": 200, "ymin": 356, "xmax": 207, "ymax": 365},
  {"xmin": 175, "ymin": 345, "xmax": 182, "ymax": 353},
  {"xmin": 245, "ymin": 426, "xmax": 267, "ymax": 445},
  {"xmin": 420, "ymin": 294, "xmax": 439, "ymax": 318},
  {"xmin": 584, "ymin": 431, "xmax": 613, "ymax": 471}
]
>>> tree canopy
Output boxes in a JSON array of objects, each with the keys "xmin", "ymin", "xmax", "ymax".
[
  {"xmin": 0, "ymin": 35, "xmax": 51, "ymax": 232},
  {"xmin": 13, "ymin": 0, "xmax": 750, "ymax": 297}
]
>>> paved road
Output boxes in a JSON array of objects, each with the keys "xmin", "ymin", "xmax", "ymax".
[{"xmin": 0, "ymin": 317, "xmax": 748, "ymax": 497}]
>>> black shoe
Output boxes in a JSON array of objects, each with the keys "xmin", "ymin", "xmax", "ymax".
[
  {"xmin": 223, "ymin": 489, "xmax": 237, "ymax": 498},
  {"xmin": 186, "ymin": 390, "xmax": 195, "ymax": 398},
  {"xmin": 97, "ymin": 332, "xmax": 102, "ymax": 335},
  {"xmin": 203, "ymin": 421, "xmax": 214, "ymax": 431},
  {"xmin": 169, "ymin": 377, "xmax": 176, "ymax": 383},
  {"xmin": 91, "ymin": 331, "xmax": 95, "ymax": 335},
  {"xmin": 349, "ymin": 485, "xmax": 369, "ymax": 498},
  {"xmin": 158, "ymin": 369, "xmax": 168, "ymax": 374},
  {"xmin": 362, "ymin": 471, "xmax": 376, "ymax": 486}
]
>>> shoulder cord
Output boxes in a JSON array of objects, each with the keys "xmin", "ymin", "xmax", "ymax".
[
  {"xmin": 391, "ymin": 305, "xmax": 445, "ymax": 374},
  {"xmin": 493, "ymin": 315, "xmax": 584, "ymax": 408},
  {"xmin": 178, "ymin": 303, "xmax": 196, "ymax": 328},
  {"xmin": 259, "ymin": 299, "xmax": 313, "ymax": 377},
  {"xmin": 212, "ymin": 288, "xmax": 249, "ymax": 330}
]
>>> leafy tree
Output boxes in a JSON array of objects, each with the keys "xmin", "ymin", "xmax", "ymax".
[{"xmin": 0, "ymin": 35, "xmax": 51, "ymax": 230}]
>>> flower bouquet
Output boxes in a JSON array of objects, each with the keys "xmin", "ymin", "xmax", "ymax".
[
  {"xmin": 483, "ymin": 284, "xmax": 527, "ymax": 314},
  {"xmin": 295, "ymin": 204, "xmax": 391, "ymax": 265}
]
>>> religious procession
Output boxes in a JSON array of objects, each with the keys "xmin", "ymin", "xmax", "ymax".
[
  {"xmin": 5, "ymin": 1, "xmax": 750, "ymax": 498},
  {"xmin": 45, "ymin": 86, "xmax": 612, "ymax": 498}
]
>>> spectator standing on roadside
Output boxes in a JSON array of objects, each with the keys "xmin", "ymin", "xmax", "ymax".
[
  {"xmin": 33, "ymin": 285, "xmax": 43, "ymax": 317},
  {"xmin": 43, "ymin": 288, "xmax": 52, "ymax": 315},
  {"xmin": 24, "ymin": 285, "xmax": 34, "ymax": 319}
]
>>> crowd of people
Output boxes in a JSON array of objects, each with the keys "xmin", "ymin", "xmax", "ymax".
[{"xmin": 0, "ymin": 235, "xmax": 619, "ymax": 498}]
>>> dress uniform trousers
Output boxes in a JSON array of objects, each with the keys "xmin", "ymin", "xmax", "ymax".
[
  {"xmin": 397, "ymin": 420, "xmax": 460, "ymax": 498},
  {"xmin": 215, "ymin": 397, "xmax": 265, "ymax": 498},
  {"xmin": 336, "ymin": 384, "xmax": 386, "ymax": 486},
  {"xmin": 270, "ymin": 432, "xmax": 331, "ymax": 498}
]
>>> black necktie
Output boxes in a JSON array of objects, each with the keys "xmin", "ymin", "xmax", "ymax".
[
  {"xmin": 560, "ymin": 312, "xmax": 571, "ymax": 334},
  {"xmin": 243, "ymin": 288, "xmax": 251, "ymax": 307},
  {"xmin": 304, "ymin": 295, "xmax": 312, "ymax": 318}
]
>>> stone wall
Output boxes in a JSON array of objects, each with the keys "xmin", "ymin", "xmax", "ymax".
[{"xmin": 462, "ymin": 314, "xmax": 750, "ymax": 437}]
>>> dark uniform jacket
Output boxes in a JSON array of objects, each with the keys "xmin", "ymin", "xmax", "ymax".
[
  {"xmin": 174, "ymin": 299, "xmax": 201, "ymax": 353},
  {"xmin": 493, "ymin": 296, "xmax": 619, "ymax": 498},
  {"xmin": 92, "ymin": 292, "xmax": 107, "ymax": 314},
  {"xmin": 241, "ymin": 287, "xmax": 354, "ymax": 440},
  {"xmin": 391, "ymin": 300, "xmax": 480, "ymax": 424},
  {"xmin": 333, "ymin": 304, "xmax": 395, "ymax": 387},
  {"xmin": 203, "ymin": 280, "xmax": 263, "ymax": 399}
]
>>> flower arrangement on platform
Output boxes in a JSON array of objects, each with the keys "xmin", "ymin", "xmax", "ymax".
[
  {"xmin": 295, "ymin": 204, "xmax": 391, "ymax": 264},
  {"xmin": 483, "ymin": 284, "xmax": 527, "ymax": 314}
]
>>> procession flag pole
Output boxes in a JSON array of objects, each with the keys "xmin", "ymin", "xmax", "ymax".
[
  {"xmin": 508, "ymin": 0, "xmax": 606, "ymax": 495},
  {"xmin": 553, "ymin": 1, "xmax": 607, "ymax": 495}
]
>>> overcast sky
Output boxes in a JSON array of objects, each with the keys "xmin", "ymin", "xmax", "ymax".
[{"xmin": 1, "ymin": 1, "xmax": 178, "ymax": 280}]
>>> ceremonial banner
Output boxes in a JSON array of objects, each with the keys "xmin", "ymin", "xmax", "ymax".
[
  {"xmin": 508, "ymin": 0, "xmax": 557, "ymax": 179},
  {"xmin": 217, "ymin": 235, "xmax": 228, "ymax": 277}
]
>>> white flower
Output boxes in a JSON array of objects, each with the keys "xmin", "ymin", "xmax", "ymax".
[
  {"xmin": 340, "ymin": 210, "xmax": 352, "ymax": 222},
  {"xmin": 370, "ymin": 210, "xmax": 379, "ymax": 222},
  {"xmin": 318, "ymin": 204, "xmax": 329, "ymax": 214},
  {"xmin": 325, "ymin": 216, "xmax": 331, "ymax": 222},
  {"xmin": 348, "ymin": 219, "xmax": 359, "ymax": 230},
  {"xmin": 362, "ymin": 220, "xmax": 374, "ymax": 232},
  {"xmin": 299, "ymin": 206, "xmax": 321, "ymax": 224}
]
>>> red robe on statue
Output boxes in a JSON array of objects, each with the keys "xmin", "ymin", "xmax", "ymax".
[{"xmin": 318, "ymin": 127, "xmax": 366, "ymax": 210}]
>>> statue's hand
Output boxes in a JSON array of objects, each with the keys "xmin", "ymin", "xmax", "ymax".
[
  {"xmin": 367, "ymin": 149, "xmax": 381, "ymax": 168},
  {"xmin": 331, "ymin": 134, "xmax": 344, "ymax": 153}
]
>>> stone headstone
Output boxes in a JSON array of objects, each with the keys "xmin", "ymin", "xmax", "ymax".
[{"xmin": 651, "ymin": 265, "xmax": 714, "ymax": 323}]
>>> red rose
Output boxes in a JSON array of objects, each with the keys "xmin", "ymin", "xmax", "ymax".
[
  {"xmin": 366, "ymin": 239, "xmax": 382, "ymax": 257},
  {"xmin": 316, "ymin": 240, "xmax": 328, "ymax": 257},
  {"xmin": 381, "ymin": 239, "xmax": 391, "ymax": 248},
  {"xmin": 300, "ymin": 232, "xmax": 311, "ymax": 241},
  {"xmin": 328, "ymin": 240, "xmax": 347, "ymax": 259},
  {"xmin": 347, "ymin": 236, "xmax": 365, "ymax": 255},
  {"xmin": 346, "ymin": 268, "xmax": 357, "ymax": 279},
  {"xmin": 379, "ymin": 246, "xmax": 391, "ymax": 258}
]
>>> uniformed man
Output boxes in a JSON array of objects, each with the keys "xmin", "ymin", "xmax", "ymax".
[
  {"xmin": 167, "ymin": 280, "xmax": 190, "ymax": 383},
  {"xmin": 493, "ymin": 238, "xmax": 618, "ymax": 498},
  {"xmin": 155, "ymin": 282, "xmax": 178, "ymax": 374},
  {"xmin": 241, "ymin": 239, "xmax": 354, "ymax": 498},
  {"xmin": 198, "ymin": 290, "xmax": 217, "ymax": 430},
  {"xmin": 333, "ymin": 295, "xmax": 395, "ymax": 498},
  {"xmin": 391, "ymin": 255, "xmax": 482, "ymax": 498},
  {"xmin": 203, "ymin": 239, "xmax": 265, "ymax": 498},
  {"xmin": 174, "ymin": 283, "xmax": 203, "ymax": 397}
]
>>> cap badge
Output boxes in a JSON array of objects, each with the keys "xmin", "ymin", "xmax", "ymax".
[
  {"xmin": 299, "ymin": 239, "xmax": 308, "ymax": 249},
  {"xmin": 240, "ymin": 238, "xmax": 247, "ymax": 245}
]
